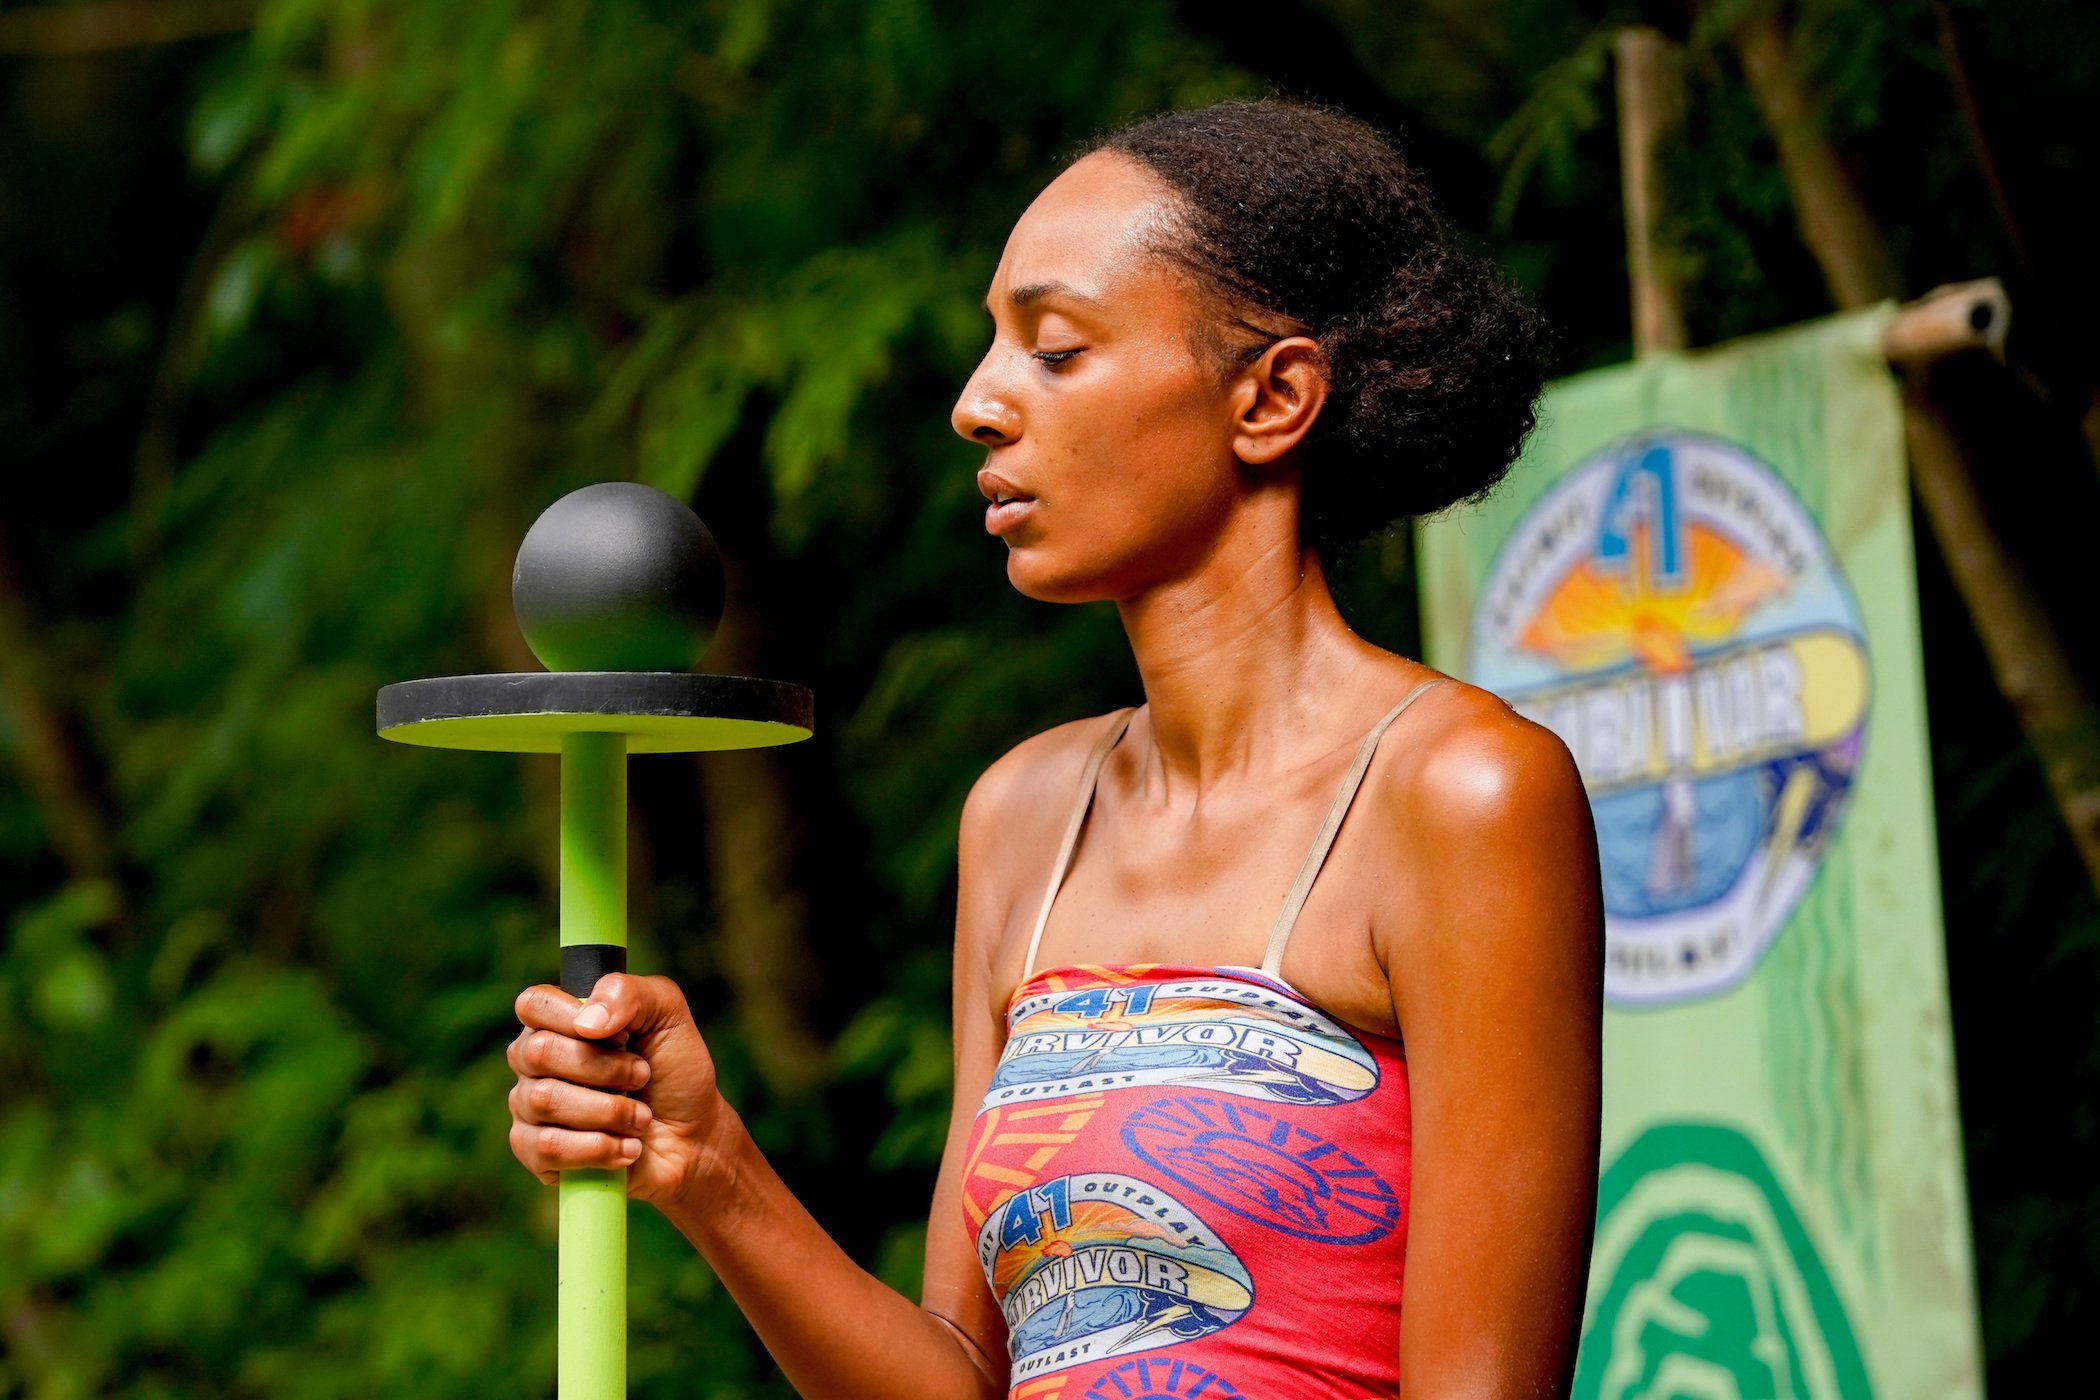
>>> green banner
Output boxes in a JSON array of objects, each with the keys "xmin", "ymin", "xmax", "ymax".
[{"xmin": 1418, "ymin": 305, "xmax": 1982, "ymax": 1397}]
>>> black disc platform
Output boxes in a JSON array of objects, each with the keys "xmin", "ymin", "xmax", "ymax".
[{"xmin": 376, "ymin": 672, "xmax": 814, "ymax": 753}]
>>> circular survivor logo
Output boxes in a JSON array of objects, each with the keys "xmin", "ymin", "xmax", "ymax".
[
  {"xmin": 978, "ymin": 1172, "xmax": 1255, "ymax": 1381},
  {"xmin": 1469, "ymin": 430, "xmax": 1869, "ymax": 1006}
]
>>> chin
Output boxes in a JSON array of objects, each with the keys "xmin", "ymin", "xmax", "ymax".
[{"xmin": 1002, "ymin": 542, "xmax": 1127, "ymax": 605}]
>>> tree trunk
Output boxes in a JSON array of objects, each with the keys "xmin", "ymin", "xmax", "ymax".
[
  {"xmin": 0, "ymin": 525, "xmax": 129, "ymax": 936},
  {"xmin": 1615, "ymin": 25, "xmax": 1690, "ymax": 356},
  {"xmin": 692, "ymin": 545, "xmax": 829, "ymax": 1095},
  {"xmin": 0, "ymin": 0, "xmax": 255, "ymax": 55},
  {"xmin": 1731, "ymin": 5, "xmax": 2100, "ymax": 898},
  {"xmin": 1732, "ymin": 8, "xmax": 1902, "ymax": 309},
  {"xmin": 1898, "ymin": 356, "xmax": 2100, "ymax": 893}
]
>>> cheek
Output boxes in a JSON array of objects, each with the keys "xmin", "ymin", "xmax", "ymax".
[
  {"xmin": 1011, "ymin": 358, "xmax": 1236, "ymax": 594},
  {"xmin": 1057, "ymin": 356, "xmax": 1227, "ymax": 512}
]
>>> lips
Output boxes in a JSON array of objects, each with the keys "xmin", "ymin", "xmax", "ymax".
[
  {"xmin": 984, "ymin": 497, "xmax": 1036, "ymax": 537},
  {"xmin": 977, "ymin": 468, "xmax": 1034, "ymax": 507},
  {"xmin": 978, "ymin": 467, "xmax": 1037, "ymax": 538}
]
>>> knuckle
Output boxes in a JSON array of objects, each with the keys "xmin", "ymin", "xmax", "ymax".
[
  {"xmin": 529, "ymin": 1078, "xmax": 561, "ymax": 1116},
  {"xmin": 536, "ymin": 1126, "xmax": 568, "ymax": 1159},
  {"xmin": 646, "ymin": 974, "xmax": 688, "ymax": 1015},
  {"xmin": 524, "ymin": 1029, "xmax": 563, "ymax": 1066}
]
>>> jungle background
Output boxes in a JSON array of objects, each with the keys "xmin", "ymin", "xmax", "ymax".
[{"xmin": 3, "ymin": 0, "xmax": 2098, "ymax": 1394}]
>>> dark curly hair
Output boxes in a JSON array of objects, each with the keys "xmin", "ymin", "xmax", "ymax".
[{"xmin": 1084, "ymin": 100, "xmax": 1547, "ymax": 551}]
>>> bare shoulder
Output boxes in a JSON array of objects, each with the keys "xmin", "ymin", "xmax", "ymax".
[
  {"xmin": 961, "ymin": 707, "xmax": 1129, "ymax": 851},
  {"xmin": 1386, "ymin": 675, "xmax": 1589, "ymax": 830},
  {"xmin": 956, "ymin": 707, "xmax": 1134, "ymax": 980},
  {"xmin": 1360, "ymin": 675, "xmax": 1587, "ymax": 952},
  {"xmin": 1360, "ymin": 672, "xmax": 1602, "ymax": 1042}
]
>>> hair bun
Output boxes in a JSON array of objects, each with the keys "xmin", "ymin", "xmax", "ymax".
[{"xmin": 1312, "ymin": 245, "xmax": 1547, "ymax": 543}]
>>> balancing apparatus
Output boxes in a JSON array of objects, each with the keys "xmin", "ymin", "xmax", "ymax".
[{"xmin": 376, "ymin": 482, "xmax": 812, "ymax": 1398}]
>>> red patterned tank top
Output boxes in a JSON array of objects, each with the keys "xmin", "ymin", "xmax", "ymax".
[{"xmin": 960, "ymin": 679, "xmax": 1447, "ymax": 1400}]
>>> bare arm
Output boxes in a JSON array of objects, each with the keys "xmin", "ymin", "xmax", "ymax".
[
  {"xmin": 653, "ymin": 755, "xmax": 1025, "ymax": 1397},
  {"xmin": 507, "ymin": 762, "xmax": 1026, "ymax": 1399},
  {"xmin": 1388, "ymin": 703, "xmax": 1604, "ymax": 1398}
]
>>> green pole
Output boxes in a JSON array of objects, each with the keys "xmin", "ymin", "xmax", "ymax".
[
  {"xmin": 559, "ymin": 730, "xmax": 627, "ymax": 1399},
  {"xmin": 379, "ymin": 481, "xmax": 812, "ymax": 1395}
]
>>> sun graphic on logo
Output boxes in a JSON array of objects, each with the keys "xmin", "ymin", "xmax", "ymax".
[{"xmin": 1518, "ymin": 519, "xmax": 1790, "ymax": 675}]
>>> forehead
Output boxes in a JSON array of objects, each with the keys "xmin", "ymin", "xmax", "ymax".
[{"xmin": 989, "ymin": 152, "xmax": 1183, "ymax": 303}]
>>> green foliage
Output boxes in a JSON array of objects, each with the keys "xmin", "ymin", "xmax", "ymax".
[
  {"xmin": 3, "ymin": 0, "xmax": 2097, "ymax": 1394},
  {"xmin": 1486, "ymin": 28, "xmax": 1616, "ymax": 231},
  {"xmin": 2, "ymin": 2, "xmax": 1249, "ymax": 1395}
]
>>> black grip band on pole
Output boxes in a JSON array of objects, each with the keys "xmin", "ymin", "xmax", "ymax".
[{"xmin": 561, "ymin": 944, "xmax": 628, "ymax": 1000}]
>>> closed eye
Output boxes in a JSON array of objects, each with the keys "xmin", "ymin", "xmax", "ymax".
[{"xmin": 1032, "ymin": 349, "xmax": 1081, "ymax": 367}]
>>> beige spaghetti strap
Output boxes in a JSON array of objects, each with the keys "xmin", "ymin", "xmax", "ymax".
[
  {"xmin": 1256, "ymin": 677, "xmax": 1450, "ymax": 977},
  {"xmin": 1020, "ymin": 707, "xmax": 1137, "ymax": 981}
]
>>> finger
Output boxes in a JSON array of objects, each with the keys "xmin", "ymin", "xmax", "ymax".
[
  {"xmin": 515, "ymin": 983, "xmax": 594, "ymax": 1034},
  {"xmin": 504, "ymin": 1122, "xmax": 562, "ymax": 1186},
  {"xmin": 564, "ymin": 972, "xmax": 689, "ymax": 1041},
  {"xmin": 511, "ymin": 1121, "xmax": 644, "ymax": 1173},
  {"xmin": 513, "ymin": 985, "xmax": 634, "ymax": 1053},
  {"xmin": 510, "ymin": 1076, "xmax": 654, "ymax": 1135},
  {"xmin": 506, "ymin": 1027, "xmax": 651, "ymax": 1090}
]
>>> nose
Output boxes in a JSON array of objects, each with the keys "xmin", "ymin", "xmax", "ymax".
[{"xmin": 950, "ymin": 357, "xmax": 1020, "ymax": 447}]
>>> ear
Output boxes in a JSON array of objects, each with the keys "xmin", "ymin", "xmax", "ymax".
[{"xmin": 1230, "ymin": 335, "xmax": 1330, "ymax": 468}]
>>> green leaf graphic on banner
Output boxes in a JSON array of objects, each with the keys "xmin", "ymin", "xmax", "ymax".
[{"xmin": 1575, "ymin": 1123, "xmax": 1871, "ymax": 1400}]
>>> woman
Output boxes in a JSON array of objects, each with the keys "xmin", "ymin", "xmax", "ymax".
[{"xmin": 507, "ymin": 100, "xmax": 1603, "ymax": 1398}]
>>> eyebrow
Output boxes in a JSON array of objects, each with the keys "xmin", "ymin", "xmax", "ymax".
[{"xmin": 981, "ymin": 280, "xmax": 1109, "ymax": 317}]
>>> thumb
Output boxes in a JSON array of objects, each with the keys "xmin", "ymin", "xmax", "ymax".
[{"xmin": 571, "ymin": 972, "xmax": 688, "ymax": 1039}]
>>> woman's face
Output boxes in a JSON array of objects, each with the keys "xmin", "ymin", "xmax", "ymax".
[{"xmin": 952, "ymin": 152, "xmax": 1250, "ymax": 603}]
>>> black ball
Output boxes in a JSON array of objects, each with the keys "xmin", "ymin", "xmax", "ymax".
[{"xmin": 511, "ymin": 482, "xmax": 725, "ymax": 672}]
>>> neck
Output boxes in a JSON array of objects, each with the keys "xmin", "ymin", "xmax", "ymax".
[{"xmin": 1113, "ymin": 514, "xmax": 1372, "ymax": 794}]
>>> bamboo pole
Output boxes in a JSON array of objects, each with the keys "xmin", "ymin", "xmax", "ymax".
[
  {"xmin": 1636, "ymin": 4, "xmax": 2100, "ymax": 896},
  {"xmin": 1726, "ymin": 0, "xmax": 2100, "ymax": 897},
  {"xmin": 1881, "ymin": 280, "xmax": 2009, "ymax": 366},
  {"xmin": 1883, "ymin": 283, "xmax": 2100, "ymax": 894},
  {"xmin": 1733, "ymin": 9, "xmax": 1903, "ymax": 310},
  {"xmin": 1614, "ymin": 26, "xmax": 1689, "ymax": 357}
]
